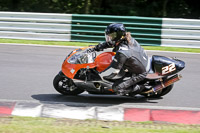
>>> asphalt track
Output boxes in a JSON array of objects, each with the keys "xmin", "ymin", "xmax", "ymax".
[{"xmin": 0, "ymin": 43, "xmax": 200, "ymax": 109}]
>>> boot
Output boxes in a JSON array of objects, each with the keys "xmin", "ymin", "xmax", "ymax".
[
  {"xmin": 117, "ymin": 73, "xmax": 147, "ymax": 91},
  {"xmin": 113, "ymin": 85, "xmax": 127, "ymax": 96},
  {"xmin": 129, "ymin": 85, "xmax": 145, "ymax": 96}
]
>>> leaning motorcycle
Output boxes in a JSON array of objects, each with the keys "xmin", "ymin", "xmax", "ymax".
[{"xmin": 53, "ymin": 46, "xmax": 185, "ymax": 98}]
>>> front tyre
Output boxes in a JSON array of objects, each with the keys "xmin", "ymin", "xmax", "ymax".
[{"xmin": 53, "ymin": 72, "xmax": 84, "ymax": 95}]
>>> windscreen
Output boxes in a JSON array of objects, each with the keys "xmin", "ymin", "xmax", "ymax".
[{"xmin": 67, "ymin": 48, "xmax": 95, "ymax": 64}]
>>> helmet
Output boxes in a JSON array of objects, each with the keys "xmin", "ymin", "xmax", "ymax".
[{"xmin": 105, "ymin": 23, "xmax": 126, "ymax": 45}]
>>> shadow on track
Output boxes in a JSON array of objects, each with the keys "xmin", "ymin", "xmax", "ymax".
[{"xmin": 31, "ymin": 93, "xmax": 161, "ymax": 107}]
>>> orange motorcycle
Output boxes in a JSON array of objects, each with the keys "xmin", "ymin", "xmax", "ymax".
[{"xmin": 53, "ymin": 46, "xmax": 185, "ymax": 98}]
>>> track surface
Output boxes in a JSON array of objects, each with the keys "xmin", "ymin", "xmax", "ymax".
[{"xmin": 0, "ymin": 44, "xmax": 199, "ymax": 108}]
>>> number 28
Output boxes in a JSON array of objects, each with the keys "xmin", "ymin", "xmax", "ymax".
[{"xmin": 162, "ymin": 63, "xmax": 176, "ymax": 75}]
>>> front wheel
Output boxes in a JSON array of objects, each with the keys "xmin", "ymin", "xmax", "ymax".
[{"xmin": 53, "ymin": 72, "xmax": 84, "ymax": 95}]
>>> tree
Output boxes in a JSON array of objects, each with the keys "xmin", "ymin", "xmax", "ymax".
[{"xmin": 0, "ymin": 0, "xmax": 199, "ymax": 19}]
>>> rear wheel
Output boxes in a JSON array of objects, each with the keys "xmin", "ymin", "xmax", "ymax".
[
  {"xmin": 53, "ymin": 72, "xmax": 84, "ymax": 95},
  {"xmin": 159, "ymin": 84, "xmax": 173, "ymax": 97}
]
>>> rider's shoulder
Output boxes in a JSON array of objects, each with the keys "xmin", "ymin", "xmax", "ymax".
[
  {"xmin": 116, "ymin": 48, "xmax": 129, "ymax": 58},
  {"xmin": 118, "ymin": 44, "xmax": 129, "ymax": 51}
]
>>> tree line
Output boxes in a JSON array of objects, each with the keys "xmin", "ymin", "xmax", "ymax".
[{"xmin": 0, "ymin": 0, "xmax": 199, "ymax": 19}]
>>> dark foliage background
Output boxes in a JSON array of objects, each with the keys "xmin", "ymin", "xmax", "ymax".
[{"xmin": 0, "ymin": 0, "xmax": 200, "ymax": 18}]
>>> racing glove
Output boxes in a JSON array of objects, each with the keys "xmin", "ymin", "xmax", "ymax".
[{"xmin": 94, "ymin": 42, "xmax": 113, "ymax": 51}]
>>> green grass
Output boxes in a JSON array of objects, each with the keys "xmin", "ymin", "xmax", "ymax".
[
  {"xmin": 0, "ymin": 39, "xmax": 94, "ymax": 47},
  {"xmin": 0, "ymin": 38, "xmax": 200, "ymax": 53},
  {"xmin": 0, "ymin": 116, "xmax": 200, "ymax": 133},
  {"xmin": 143, "ymin": 46, "xmax": 200, "ymax": 53}
]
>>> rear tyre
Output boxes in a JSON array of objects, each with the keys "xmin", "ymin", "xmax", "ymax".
[
  {"xmin": 53, "ymin": 72, "xmax": 84, "ymax": 95},
  {"xmin": 159, "ymin": 84, "xmax": 174, "ymax": 97}
]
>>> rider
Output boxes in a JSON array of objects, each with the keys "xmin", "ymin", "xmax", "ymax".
[{"xmin": 94, "ymin": 23, "xmax": 148, "ymax": 96}]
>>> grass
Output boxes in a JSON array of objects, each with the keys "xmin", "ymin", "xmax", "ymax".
[
  {"xmin": 0, "ymin": 38, "xmax": 200, "ymax": 53},
  {"xmin": 143, "ymin": 46, "xmax": 200, "ymax": 53},
  {"xmin": 0, "ymin": 116, "xmax": 200, "ymax": 133},
  {"xmin": 0, "ymin": 39, "xmax": 93, "ymax": 47}
]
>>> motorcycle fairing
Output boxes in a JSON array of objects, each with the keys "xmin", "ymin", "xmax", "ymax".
[
  {"xmin": 62, "ymin": 47, "xmax": 115, "ymax": 79},
  {"xmin": 94, "ymin": 52, "xmax": 115, "ymax": 72},
  {"xmin": 152, "ymin": 55, "xmax": 185, "ymax": 76},
  {"xmin": 62, "ymin": 47, "xmax": 96, "ymax": 79}
]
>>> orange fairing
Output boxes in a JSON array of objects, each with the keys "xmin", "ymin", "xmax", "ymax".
[
  {"xmin": 62, "ymin": 47, "xmax": 96, "ymax": 79},
  {"xmin": 94, "ymin": 52, "xmax": 115, "ymax": 72},
  {"xmin": 62, "ymin": 47, "xmax": 115, "ymax": 79},
  {"xmin": 62, "ymin": 61, "xmax": 96, "ymax": 79}
]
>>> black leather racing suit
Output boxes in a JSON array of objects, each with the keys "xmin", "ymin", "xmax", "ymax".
[{"xmin": 95, "ymin": 38, "xmax": 148, "ymax": 94}]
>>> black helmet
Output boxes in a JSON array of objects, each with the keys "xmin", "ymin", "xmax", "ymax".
[{"xmin": 105, "ymin": 23, "xmax": 126, "ymax": 45}]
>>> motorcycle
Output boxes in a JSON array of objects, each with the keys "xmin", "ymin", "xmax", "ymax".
[{"xmin": 53, "ymin": 46, "xmax": 185, "ymax": 98}]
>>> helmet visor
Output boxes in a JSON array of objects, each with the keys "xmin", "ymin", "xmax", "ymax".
[{"xmin": 105, "ymin": 32, "xmax": 117, "ymax": 42}]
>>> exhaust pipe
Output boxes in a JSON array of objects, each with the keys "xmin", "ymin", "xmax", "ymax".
[{"xmin": 143, "ymin": 74, "xmax": 182, "ymax": 95}]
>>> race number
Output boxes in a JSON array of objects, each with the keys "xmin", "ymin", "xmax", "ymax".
[{"xmin": 162, "ymin": 63, "xmax": 176, "ymax": 75}]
